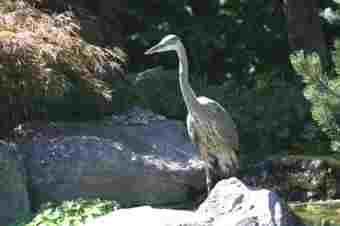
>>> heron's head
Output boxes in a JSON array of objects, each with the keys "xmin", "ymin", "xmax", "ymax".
[{"xmin": 144, "ymin": 34, "xmax": 181, "ymax": 55}]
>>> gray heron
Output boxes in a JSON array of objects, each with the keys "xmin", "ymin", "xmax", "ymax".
[{"xmin": 145, "ymin": 34, "xmax": 239, "ymax": 193}]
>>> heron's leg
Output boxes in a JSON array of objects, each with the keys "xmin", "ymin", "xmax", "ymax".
[
  {"xmin": 200, "ymin": 144, "xmax": 211, "ymax": 193},
  {"xmin": 230, "ymin": 149, "xmax": 240, "ymax": 172}
]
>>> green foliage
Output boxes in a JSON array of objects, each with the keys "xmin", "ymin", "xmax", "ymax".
[
  {"xmin": 114, "ymin": 0, "xmax": 312, "ymax": 160},
  {"xmin": 11, "ymin": 198, "xmax": 119, "ymax": 226},
  {"xmin": 291, "ymin": 201, "xmax": 340, "ymax": 226},
  {"xmin": 117, "ymin": 68, "xmax": 186, "ymax": 119},
  {"xmin": 290, "ymin": 42, "xmax": 340, "ymax": 152},
  {"xmin": 123, "ymin": 0, "xmax": 289, "ymax": 84}
]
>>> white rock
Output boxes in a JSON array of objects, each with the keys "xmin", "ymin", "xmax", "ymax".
[
  {"xmin": 198, "ymin": 177, "xmax": 287, "ymax": 226},
  {"xmin": 84, "ymin": 206, "xmax": 197, "ymax": 226}
]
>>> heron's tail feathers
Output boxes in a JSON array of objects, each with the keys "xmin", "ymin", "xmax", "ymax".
[{"xmin": 208, "ymin": 148, "xmax": 239, "ymax": 180}]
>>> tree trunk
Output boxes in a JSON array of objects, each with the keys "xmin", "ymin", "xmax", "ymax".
[{"xmin": 278, "ymin": 0, "xmax": 330, "ymax": 69}]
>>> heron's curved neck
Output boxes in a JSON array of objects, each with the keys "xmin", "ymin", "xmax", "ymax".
[{"xmin": 176, "ymin": 42, "xmax": 198, "ymax": 112}]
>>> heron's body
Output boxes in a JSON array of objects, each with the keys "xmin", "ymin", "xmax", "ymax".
[
  {"xmin": 186, "ymin": 96, "xmax": 239, "ymax": 186},
  {"xmin": 186, "ymin": 96, "xmax": 239, "ymax": 152},
  {"xmin": 145, "ymin": 34, "xmax": 239, "ymax": 192}
]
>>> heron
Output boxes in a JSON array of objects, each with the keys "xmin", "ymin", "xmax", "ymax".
[{"xmin": 145, "ymin": 34, "xmax": 239, "ymax": 193}]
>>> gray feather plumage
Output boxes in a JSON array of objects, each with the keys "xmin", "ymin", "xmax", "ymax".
[{"xmin": 145, "ymin": 34, "xmax": 240, "ymax": 192}]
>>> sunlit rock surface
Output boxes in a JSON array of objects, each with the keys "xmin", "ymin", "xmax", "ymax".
[
  {"xmin": 17, "ymin": 107, "xmax": 205, "ymax": 209},
  {"xmin": 84, "ymin": 178, "xmax": 303, "ymax": 226}
]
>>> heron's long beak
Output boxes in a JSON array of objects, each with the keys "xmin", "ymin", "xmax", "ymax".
[{"xmin": 144, "ymin": 43, "xmax": 163, "ymax": 55}]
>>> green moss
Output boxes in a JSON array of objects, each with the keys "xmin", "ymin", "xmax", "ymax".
[
  {"xmin": 291, "ymin": 201, "xmax": 340, "ymax": 226},
  {"xmin": 10, "ymin": 198, "xmax": 119, "ymax": 226}
]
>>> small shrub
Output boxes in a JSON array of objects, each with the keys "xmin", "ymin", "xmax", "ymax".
[
  {"xmin": 20, "ymin": 198, "xmax": 119, "ymax": 226},
  {"xmin": 0, "ymin": 0, "xmax": 127, "ymax": 135}
]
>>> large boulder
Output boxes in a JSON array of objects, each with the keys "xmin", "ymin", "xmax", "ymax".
[
  {"xmin": 18, "ymin": 107, "xmax": 205, "ymax": 209},
  {"xmin": 196, "ymin": 177, "xmax": 301, "ymax": 226},
  {"xmin": 84, "ymin": 177, "xmax": 303, "ymax": 226},
  {"xmin": 241, "ymin": 156, "xmax": 340, "ymax": 202},
  {"xmin": 0, "ymin": 141, "xmax": 30, "ymax": 226}
]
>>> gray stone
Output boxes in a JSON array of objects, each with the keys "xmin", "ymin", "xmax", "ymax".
[
  {"xmin": 241, "ymin": 156, "xmax": 339, "ymax": 202},
  {"xmin": 83, "ymin": 178, "xmax": 302, "ymax": 226},
  {"xmin": 0, "ymin": 141, "xmax": 30, "ymax": 226},
  {"xmin": 19, "ymin": 108, "xmax": 205, "ymax": 209}
]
